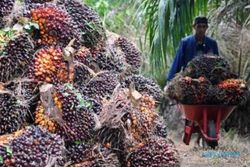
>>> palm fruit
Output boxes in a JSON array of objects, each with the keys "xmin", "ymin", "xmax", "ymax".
[
  {"xmin": 39, "ymin": 83, "xmax": 97, "ymax": 143},
  {"xmin": 0, "ymin": 126, "xmax": 65, "ymax": 167},
  {"xmin": 0, "ymin": 32, "xmax": 34, "ymax": 82},
  {"xmin": 73, "ymin": 47, "xmax": 95, "ymax": 85},
  {"xmin": 74, "ymin": 146, "xmax": 120, "ymax": 167},
  {"xmin": 35, "ymin": 102, "xmax": 58, "ymax": 132},
  {"xmin": 66, "ymin": 142, "xmax": 92, "ymax": 164},
  {"xmin": 126, "ymin": 137, "xmax": 180, "ymax": 167},
  {"xmin": 115, "ymin": 37, "xmax": 142, "ymax": 73},
  {"xmin": 122, "ymin": 74, "xmax": 163, "ymax": 103},
  {"xmin": 0, "ymin": 90, "xmax": 29, "ymax": 135},
  {"xmin": 4, "ymin": 78, "xmax": 40, "ymax": 123},
  {"xmin": 182, "ymin": 55, "xmax": 236, "ymax": 84},
  {"xmin": 153, "ymin": 116, "xmax": 168, "ymax": 138},
  {"xmin": 82, "ymin": 71, "xmax": 120, "ymax": 102},
  {"xmin": 24, "ymin": 0, "xmax": 53, "ymax": 5},
  {"xmin": 30, "ymin": 3, "xmax": 81, "ymax": 48},
  {"xmin": 167, "ymin": 76, "xmax": 211, "ymax": 104},
  {"xmin": 72, "ymin": 61, "xmax": 95, "ymax": 88},
  {"xmin": 136, "ymin": 94, "xmax": 167, "ymax": 137},
  {"xmin": 75, "ymin": 46, "xmax": 126, "ymax": 74},
  {"xmin": 217, "ymin": 79, "xmax": 248, "ymax": 105},
  {"xmin": 98, "ymin": 89, "xmax": 156, "ymax": 148},
  {"xmin": 29, "ymin": 46, "xmax": 68, "ymax": 84},
  {"xmin": 0, "ymin": 0, "xmax": 15, "ymax": 18},
  {"xmin": 57, "ymin": 0, "xmax": 105, "ymax": 48}
]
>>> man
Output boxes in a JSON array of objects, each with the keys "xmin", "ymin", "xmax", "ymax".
[{"xmin": 167, "ymin": 16, "xmax": 219, "ymax": 81}]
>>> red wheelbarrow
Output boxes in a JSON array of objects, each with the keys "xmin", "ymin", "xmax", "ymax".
[{"xmin": 178, "ymin": 104, "xmax": 236, "ymax": 148}]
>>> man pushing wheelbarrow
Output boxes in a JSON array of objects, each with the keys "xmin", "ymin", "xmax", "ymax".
[{"xmin": 165, "ymin": 16, "xmax": 248, "ymax": 148}]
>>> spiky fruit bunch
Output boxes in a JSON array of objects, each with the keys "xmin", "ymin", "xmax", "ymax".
[
  {"xmin": 137, "ymin": 94, "xmax": 167, "ymax": 138},
  {"xmin": 4, "ymin": 79, "xmax": 39, "ymax": 106},
  {"xmin": 24, "ymin": 0, "xmax": 53, "ymax": 5},
  {"xmin": 35, "ymin": 102, "xmax": 58, "ymax": 132},
  {"xmin": 153, "ymin": 117, "xmax": 168, "ymax": 138},
  {"xmin": 137, "ymin": 94, "xmax": 156, "ymax": 113},
  {"xmin": 183, "ymin": 55, "xmax": 235, "ymax": 84},
  {"xmin": 57, "ymin": 0, "xmax": 105, "ymax": 48},
  {"xmin": 75, "ymin": 47, "xmax": 126, "ymax": 74},
  {"xmin": 0, "ymin": 126, "xmax": 65, "ymax": 167},
  {"xmin": 74, "ymin": 146, "xmax": 120, "ymax": 167},
  {"xmin": 0, "ymin": 91, "xmax": 29, "ymax": 135},
  {"xmin": 0, "ymin": 0, "xmax": 15, "ymax": 18},
  {"xmin": 122, "ymin": 75, "xmax": 163, "ymax": 103},
  {"xmin": 73, "ymin": 62, "xmax": 95, "ymax": 88},
  {"xmin": 52, "ymin": 84, "xmax": 96, "ymax": 143},
  {"xmin": 126, "ymin": 137, "xmax": 180, "ymax": 167},
  {"xmin": 115, "ymin": 37, "xmax": 142, "ymax": 73},
  {"xmin": 0, "ymin": 33, "xmax": 34, "ymax": 82},
  {"xmin": 66, "ymin": 142, "xmax": 92, "ymax": 164},
  {"xmin": 30, "ymin": 46, "xmax": 68, "ymax": 83},
  {"xmin": 82, "ymin": 71, "xmax": 120, "ymax": 102},
  {"xmin": 30, "ymin": 4, "xmax": 80, "ymax": 47},
  {"xmin": 167, "ymin": 76, "xmax": 212, "ymax": 104},
  {"xmin": 217, "ymin": 79, "xmax": 248, "ymax": 105},
  {"xmin": 98, "ymin": 89, "xmax": 160, "ymax": 149},
  {"xmin": 217, "ymin": 79, "xmax": 246, "ymax": 89},
  {"xmin": 93, "ymin": 51, "xmax": 125, "ymax": 73}
]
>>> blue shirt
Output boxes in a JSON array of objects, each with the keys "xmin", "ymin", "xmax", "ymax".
[{"xmin": 167, "ymin": 35, "xmax": 219, "ymax": 81}]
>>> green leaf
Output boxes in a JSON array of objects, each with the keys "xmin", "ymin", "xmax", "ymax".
[
  {"xmin": 6, "ymin": 146, "xmax": 13, "ymax": 156},
  {"xmin": 0, "ymin": 156, "xmax": 3, "ymax": 163}
]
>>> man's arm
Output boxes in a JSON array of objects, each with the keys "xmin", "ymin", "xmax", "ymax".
[{"xmin": 167, "ymin": 40, "xmax": 186, "ymax": 81}]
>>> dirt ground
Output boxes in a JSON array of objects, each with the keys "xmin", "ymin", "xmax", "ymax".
[{"xmin": 169, "ymin": 131, "xmax": 250, "ymax": 167}]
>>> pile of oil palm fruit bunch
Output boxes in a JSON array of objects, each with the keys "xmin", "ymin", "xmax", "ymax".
[
  {"xmin": 0, "ymin": 0, "xmax": 180, "ymax": 166},
  {"xmin": 166, "ymin": 55, "xmax": 248, "ymax": 105}
]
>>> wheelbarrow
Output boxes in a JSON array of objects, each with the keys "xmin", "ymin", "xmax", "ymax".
[{"xmin": 178, "ymin": 104, "xmax": 236, "ymax": 148}]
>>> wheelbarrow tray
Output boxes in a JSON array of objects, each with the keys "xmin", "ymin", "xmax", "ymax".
[
  {"xmin": 178, "ymin": 104, "xmax": 236, "ymax": 147},
  {"xmin": 179, "ymin": 104, "xmax": 236, "ymax": 123}
]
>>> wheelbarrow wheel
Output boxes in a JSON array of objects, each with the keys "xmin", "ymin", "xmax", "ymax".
[{"xmin": 207, "ymin": 120, "xmax": 218, "ymax": 149}]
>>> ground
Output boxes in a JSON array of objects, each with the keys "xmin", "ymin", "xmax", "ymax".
[{"xmin": 169, "ymin": 131, "xmax": 250, "ymax": 167}]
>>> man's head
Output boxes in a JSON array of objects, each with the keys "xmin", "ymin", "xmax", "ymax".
[{"xmin": 193, "ymin": 16, "xmax": 208, "ymax": 38}]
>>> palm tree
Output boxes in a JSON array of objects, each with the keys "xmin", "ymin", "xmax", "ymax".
[{"xmin": 136, "ymin": 0, "xmax": 250, "ymax": 87}]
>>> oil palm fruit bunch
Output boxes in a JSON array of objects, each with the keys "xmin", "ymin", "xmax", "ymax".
[
  {"xmin": 153, "ymin": 117, "xmax": 168, "ymax": 138},
  {"xmin": 72, "ymin": 62, "xmax": 95, "ymax": 88},
  {"xmin": 29, "ymin": 46, "xmax": 69, "ymax": 84},
  {"xmin": 65, "ymin": 142, "xmax": 93, "ymax": 164},
  {"xmin": 74, "ymin": 145, "xmax": 120, "ymax": 167},
  {"xmin": 4, "ymin": 78, "xmax": 39, "ymax": 107},
  {"xmin": 35, "ymin": 102, "xmax": 58, "ymax": 133},
  {"xmin": 98, "ymin": 89, "xmax": 159, "ymax": 150},
  {"xmin": 4, "ymin": 78, "xmax": 40, "ymax": 122},
  {"xmin": 81, "ymin": 71, "xmax": 120, "ymax": 102},
  {"xmin": 135, "ymin": 93, "xmax": 167, "ymax": 138},
  {"xmin": 166, "ymin": 76, "xmax": 211, "ymax": 104},
  {"xmin": 0, "ymin": 89, "xmax": 29, "ymax": 135},
  {"xmin": 57, "ymin": 0, "xmax": 105, "ymax": 48},
  {"xmin": 52, "ymin": 85, "xmax": 96, "ymax": 143},
  {"xmin": 29, "ymin": 3, "xmax": 81, "ymax": 48},
  {"xmin": 24, "ymin": 0, "xmax": 53, "ymax": 5},
  {"xmin": 75, "ymin": 46, "xmax": 126, "ymax": 75},
  {"xmin": 0, "ymin": 30, "xmax": 34, "ymax": 82},
  {"xmin": 115, "ymin": 37, "xmax": 142, "ymax": 73},
  {"xmin": 217, "ymin": 79, "xmax": 248, "ymax": 105},
  {"xmin": 0, "ymin": 0, "xmax": 15, "ymax": 18},
  {"xmin": 126, "ymin": 137, "xmax": 180, "ymax": 167},
  {"xmin": 122, "ymin": 74, "xmax": 163, "ymax": 103},
  {"xmin": 182, "ymin": 55, "xmax": 234, "ymax": 84},
  {"xmin": 0, "ymin": 126, "xmax": 65, "ymax": 167}
]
